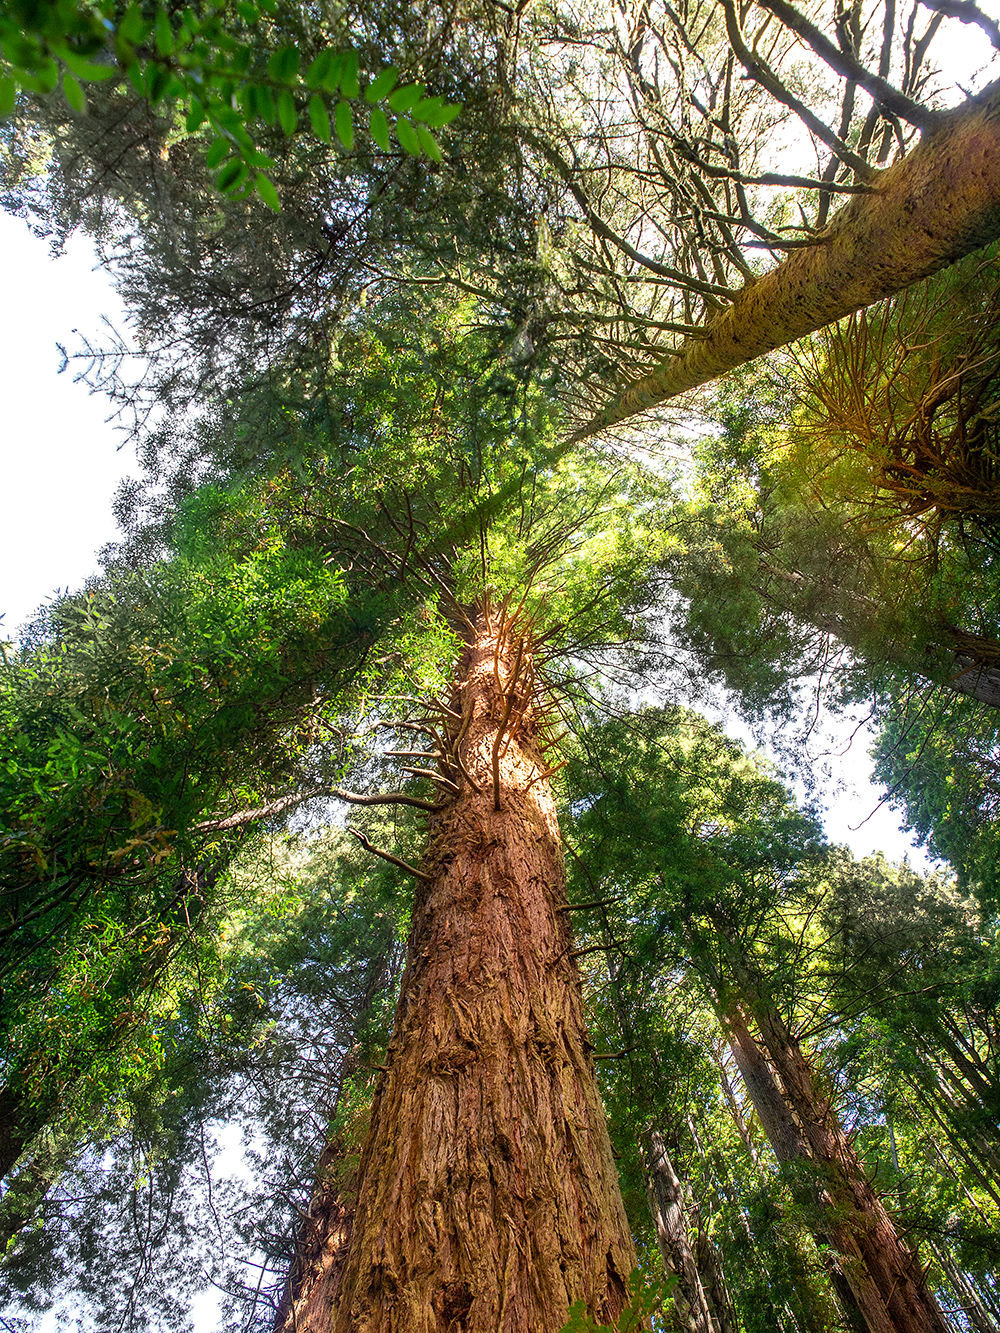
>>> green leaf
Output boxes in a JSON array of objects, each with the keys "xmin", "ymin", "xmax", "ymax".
[
  {"xmin": 118, "ymin": 5, "xmax": 150, "ymax": 45},
  {"xmin": 205, "ymin": 137, "xmax": 230, "ymax": 169},
  {"xmin": 113, "ymin": 32, "xmax": 135, "ymax": 65},
  {"xmin": 256, "ymin": 173, "xmax": 281, "ymax": 212},
  {"xmin": 63, "ymin": 70, "xmax": 87, "ymax": 114},
  {"xmin": 0, "ymin": 76, "xmax": 15, "ymax": 117},
  {"xmin": 314, "ymin": 53, "xmax": 342, "ymax": 93},
  {"xmin": 306, "ymin": 49, "xmax": 334, "ymax": 90},
  {"xmin": 308, "ymin": 94, "xmax": 330, "ymax": 143},
  {"xmin": 339, "ymin": 49, "xmax": 359, "ymax": 98},
  {"xmin": 186, "ymin": 102, "xmax": 206, "ymax": 132},
  {"xmin": 267, "ymin": 45, "xmax": 300, "ymax": 84},
  {"xmin": 425, "ymin": 101, "xmax": 462, "ymax": 128},
  {"xmin": 395, "ymin": 115, "xmax": 420, "ymax": 156},
  {"xmin": 236, "ymin": 1, "xmax": 258, "ymax": 23},
  {"xmin": 369, "ymin": 105, "xmax": 390, "ymax": 151},
  {"xmin": 256, "ymin": 84, "xmax": 275, "ymax": 123},
  {"xmin": 416, "ymin": 125, "xmax": 442, "ymax": 161},
  {"xmin": 62, "ymin": 52, "xmax": 115, "ymax": 83},
  {"xmin": 229, "ymin": 44, "xmax": 253, "ymax": 75},
  {"xmin": 257, "ymin": 0, "xmax": 277, "ymax": 12},
  {"xmin": 364, "ymin": 66, "xmax": 398, "ymax": 103},
  {"xmin": 217, "ymin": 158, "xmax": 246, "ymax": 191},
  {"xmin": 411, "ymin": 96, "xmax": 443, "ymax": 121},
  {"xmin": 155, "ymin": 9, "xmax": 174, "ymax": 56},
  {"xmin": 335, "ymin": 99, "xmax": 353, "ymax": 150},
  {"xmin": 147, "ymin": 64, "xmax": 172, "ymax": 103},
  {"xmin": 277, "ymin": 89, "xmax": 297, "ymax": 137},
  {"xmin": 126, "ymin": 60, "xmax": 146, "ymax": 97},
  {"xmin": 17, "ymin": 62, "xmax": 59, "ymax": 95},
  {"xmin": 388, "ymin": 83, "xmax": 424, "ymax": 113}
]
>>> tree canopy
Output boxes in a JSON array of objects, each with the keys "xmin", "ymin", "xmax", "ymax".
[{"xmin": 3, "ymin": 1, "xmax": 1000, "ymax": 1330}]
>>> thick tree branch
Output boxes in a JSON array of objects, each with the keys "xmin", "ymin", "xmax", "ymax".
[
  {"xmin": 193, "ymin": 787, "xmax": 331, "ymax": 833},
  {"xmin": 575, "ymin": 80, "xmax": 1000, "ymax": 437},
  {"xmin": 332, "ymin": 788, "xmax": 442, "ymax": 813}
]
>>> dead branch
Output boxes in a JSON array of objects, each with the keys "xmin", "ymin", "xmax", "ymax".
[{"xmin": 347, "ymin": 827, "xmax": 432, "ymax": 881}]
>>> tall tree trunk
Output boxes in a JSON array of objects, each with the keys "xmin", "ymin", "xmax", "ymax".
[
  {"xmin": 577, "ymin": 80, "xmax": 1000, "ymax": 436},
  {"xmin": 294, "ymin": 613, "xmax": 636, "ymax": 1333},
  {"xmin": 743, "ymin": 993, "xmax": 951, "ymax": 1333},
  {"xmin": 644, "ymin": 1127, "xmax": 718, "ymax": 1333},
  {"xmin": 275, "ymin": 1133, "xmax": 357, "ymax": 1333},
  {"xmin": 276, "ymin": 951, "xmax": 396, "ymax": 1333},
  {"xmin": 686, "ymin": 1112, "xmax": 833, "ymax": 1333},
  {"xmin": 692, "ymin": 1222, "xmax": 738, "ymax": 1333}
]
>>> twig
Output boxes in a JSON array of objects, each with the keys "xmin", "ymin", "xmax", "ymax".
[
  {"xmin": 524, "ymin": 759, "xmax": 569, "ymax": 791},
  {"xmin": 347, "ymin": 827, "xmax": 432, "ymax": 881},
  {"xmin": 399, "ymin": 766, "xmax": 461, "ymax": 794},
  {"xmin": 558, "ymin": 896, "xmax": 625, "ymax": 912}
]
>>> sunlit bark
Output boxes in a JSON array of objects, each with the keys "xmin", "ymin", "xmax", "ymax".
[
  {"xmin": 288, "ymin": 613, "xmax": 635, "ymax": 1333},
  {"xmin": 578, "ymin": 80, "xmax": 1000, "ymax": 437}
]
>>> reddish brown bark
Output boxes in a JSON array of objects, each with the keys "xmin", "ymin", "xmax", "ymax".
[
  {"xmin": 643, "ymin": 1128, "xmax": 717, "ymax": 1333},
  {"xmin": 275, "ymin": 1135, "xmax": 357, "ymax": 1333},
  {"xmin": 292, "ymin": 615, "xmax": 635, "ymax": 1333},
  {"xmin": 721, "ymin": 984, "xmax": 949, "ymax": 1333},
  {"xmin": 750, "ymin": 1003, "xmax": 949, "ymax": 1333}
]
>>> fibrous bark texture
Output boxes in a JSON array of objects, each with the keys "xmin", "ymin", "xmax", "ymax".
[
  {"xmin": 275, "ymin": 1135, "xmax": 357, "ymax": 1333},
  {"xmin": 581, "ymin": 80, "xmax": 1000, "ymax": 436},
  {"xmin": 298, "ymin": 615, "xmax": 636, "ymax": 1333},
  {"xmin": 723, "ymin": 994, "xmax": 950, "ymax": 1333},
  {"xmin": 643, "ymin": 1128, "xmax": 717, "ymax": 1333}
]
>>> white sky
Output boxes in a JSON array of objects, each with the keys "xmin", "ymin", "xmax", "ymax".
[{"xmin": 0, "ymin": 212, "xmax": 134, "ymax": 638}]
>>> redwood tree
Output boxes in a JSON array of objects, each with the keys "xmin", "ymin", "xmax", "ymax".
[{"xmin": 161, "ymin": 297, "xmax": 673, "ymax": 1331}]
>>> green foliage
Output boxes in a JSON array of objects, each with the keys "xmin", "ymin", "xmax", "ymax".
[
  {"xmin": 0, "ymin": 825, "xmax": 409, "ymax": 1328},
  {"xmin": 0, "ymin": 0, "xmax": 460, "ymax": 208},
  {"xmin": 560, "ymin": 1267, "xmax": 676, "ymax": 1333}
]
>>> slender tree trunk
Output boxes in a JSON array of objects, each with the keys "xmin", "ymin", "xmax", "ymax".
[
  {"xmin": 929, "ymin": 1243, "xmax": 1000, "ymax": 1333},
  {"xmin": 644, "ymin": 1127, "xmax": 718, "ymax": 1333},
  {"xmin": 686, "ymin": 1113, "xmax": 832, "ymax": 1333},
  {"xmin": 294, "ymin": 613, "xmax": 636, "ymax": 1333},
  {"xmin": 692, "ymin": 1223, "xmax": 738, "ymax": 1333},
  {"xmin": 719, "ymin": 1005, "xmax": 871, "ymax": 1332},
  {"xmin": 578, "ymin": 80, "xmax": 1000, "ymax": 436}
]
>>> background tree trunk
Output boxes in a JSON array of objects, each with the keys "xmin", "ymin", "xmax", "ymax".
[
  {"xmin": 740, "ymin": 986, "xmax": 951, "ymax": 1333},
  {"xmin": 644, "ymin": 1126, "xmax": 719, "ymax": 1333}
]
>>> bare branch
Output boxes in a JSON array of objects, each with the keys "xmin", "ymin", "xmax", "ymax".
[
  {"xmin": 332, "ymin": 788, "xmax": 442, "ymax": 813},
  {"xmin": 347, "ymin": 827, "xmax": 432, "ymax": 881},
  {"xmin": 754, "ymin": 0, "xmax": 944, "ymax": 128}
]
